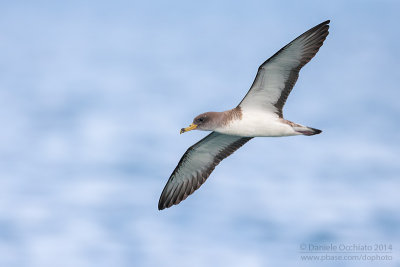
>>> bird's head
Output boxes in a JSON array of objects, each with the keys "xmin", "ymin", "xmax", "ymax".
[{"xmin": 180, "ymin": 112, "xmax": 220, "ymax": 134}]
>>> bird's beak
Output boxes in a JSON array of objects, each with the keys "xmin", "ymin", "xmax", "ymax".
[{"xmin": 180, "ymin": 123, "xmax": 197, "ymax": 134}]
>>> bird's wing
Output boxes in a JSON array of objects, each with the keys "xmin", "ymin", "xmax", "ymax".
[
  {"xmin": 158, "ymin": 132, "xmax": 252, "ymax": 210},
  {"xmin": 238, "ymin": 20, "xmax": 330, "ymax": 118}
]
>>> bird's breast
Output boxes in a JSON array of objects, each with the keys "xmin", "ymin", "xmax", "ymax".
[{"xmin": 214, "ymin": 110, "xmax": 297, "ymax": 137}]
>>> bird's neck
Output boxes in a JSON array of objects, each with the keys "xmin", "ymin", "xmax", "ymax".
[{"xmin": 221, "ymin": 106, "xmax": 243, "ymax": 125}]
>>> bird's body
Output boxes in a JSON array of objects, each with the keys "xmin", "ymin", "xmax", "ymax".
[
  {"xmin": 214, "ymin": 108, "xmax": 300, "ymax": 137},
  {"xmin": 158, "ymin": 20, "xmax": 330, "ymax": 210}
]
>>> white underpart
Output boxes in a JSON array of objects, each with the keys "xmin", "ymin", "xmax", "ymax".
[{"xmin": 214, "ymin": 109, "xmax": 300, "ymax": 137}]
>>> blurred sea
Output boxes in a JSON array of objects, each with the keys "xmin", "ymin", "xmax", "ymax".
[{"xmin": 0, "ymin": 1, "xmax": 399, "ymax": 267}]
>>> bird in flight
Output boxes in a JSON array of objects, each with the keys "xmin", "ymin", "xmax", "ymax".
[{"xmin": 159, "ymin": 20, "xmax": 330, "ymax": 210}]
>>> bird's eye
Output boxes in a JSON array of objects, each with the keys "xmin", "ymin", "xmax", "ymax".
[{"xmin": 198, "ymin": 118, "xmax": 204, "ymax": 122}]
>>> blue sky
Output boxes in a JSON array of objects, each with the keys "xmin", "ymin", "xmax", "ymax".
[{"xmin": 1, "ymin": 1, "xmax": 399, "ymax": 267}]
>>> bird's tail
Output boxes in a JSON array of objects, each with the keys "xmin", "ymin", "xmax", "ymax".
[{"xmin": 294, "ymin": 126, "xmax": 322, "ymax": 136}]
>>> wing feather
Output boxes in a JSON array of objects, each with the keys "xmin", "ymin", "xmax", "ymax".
[
  {"xmin": 239, "ymin": 20, "xmax": 330, "ymax": 117},
  {"xmin": 158, "ymin": 132, "xmax": 252, "ymax": 210}
]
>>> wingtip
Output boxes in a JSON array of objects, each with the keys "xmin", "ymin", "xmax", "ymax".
[
  {"xmin": 158, "ymin": 199, "xmax": 167, "ymax": 210},
  {"xmin": 158, "ymin": 203, "xmax": 166, "ymax": 210},
  {"xmin": 313, "ymin": 20, "xmax": 330, "ymax": 29},
  {"xmin": 318, "ymin": 19, "xmax": 330, "ymax": 25},
  {"xmin": 158, "ymin": 195, "xmax": 175, "ymax": 210}
]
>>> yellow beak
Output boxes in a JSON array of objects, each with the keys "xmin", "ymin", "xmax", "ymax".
[{"xmin": 180, "ymin": 123, "xmax": 198, "ymax": 134}]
